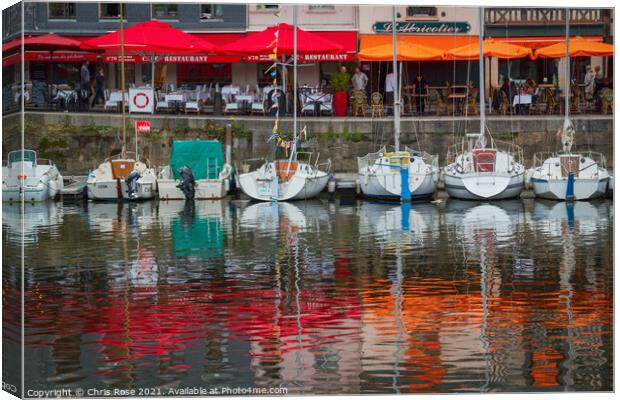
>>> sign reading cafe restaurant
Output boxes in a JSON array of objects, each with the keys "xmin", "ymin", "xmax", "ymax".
[{"xmin": 373, "ymin": 21, "xmax": 471, "ymax": 34}]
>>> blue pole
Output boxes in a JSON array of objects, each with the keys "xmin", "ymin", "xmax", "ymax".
[
  {"xmin": 400, "ymin": 165, "xmax": 411, "ymax": 202},
  {"xmin": 566, "ymin": 171, "xmax": 575, "ymax": 201}
]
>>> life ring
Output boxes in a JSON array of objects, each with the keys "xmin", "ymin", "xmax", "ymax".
[{"xmin": 133, "ymin": 92, "xmax": 150, "ymax": 109}]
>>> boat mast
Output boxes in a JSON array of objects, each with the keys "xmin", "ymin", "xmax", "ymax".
[
  {"xmin": 119, "ymin": 3, "xmax": 127, "ymax": 159},
  {"xmin": 392, "ymin": 5, "xmax": 400, "ymax": 152},
  {"xmin": 293, "ymin": 4, "xmax": 298, "ymax": 157},
  {"xmin": 479, "ymin": 6, "xmax": 485, "ymax": 138},
  {"xmin": 565, "ymin": 7, "xmax": 570, "ymax": 124}
]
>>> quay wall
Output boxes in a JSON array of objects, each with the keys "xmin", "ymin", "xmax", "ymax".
[{"xmin": 2, "ymin": 112, "xmax": 613, "ymax": 175}]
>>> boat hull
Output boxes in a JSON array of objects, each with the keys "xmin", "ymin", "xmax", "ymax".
[
  {"xmin": 157, "ymin": 179, "xmax": 227, "ymax": 200},
  {"xmin": 444, "ymin": 172, "xmax": 524, "ymax": 200},
  {"xmin": 358, "ymin": 171, "xmax": 437, "ymax": 200},
  {"xmin": 531, "ymin": 177, "xmax": 608, "ymax": 201},
  {"xmin": 239, "ymin": 167, "xmax": 329, "ymax": 202},
  {"xmin": 87, "ymin": 178, "xmax": 156, "ymax": 201},
  {"xmin": 3, "ymin": 168, "xmax": 63, "ymax": 202}
]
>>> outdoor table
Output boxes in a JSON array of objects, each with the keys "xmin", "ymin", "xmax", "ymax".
[
  {"xmin": 235, "ymin": 95, "xmax": 253, "ymax": 114},
  {"xmin": 166, "ymin": 93, "xmax": 186, "ymax": 114},
  {"xmin": 448, "ymin": 93, "xmax": 467, "ymax": 114},
  {"xmin": 222, "ymin": 86, "xmax": 241, "ymax": 96},
  {"xmin": 107, "ymin": 91, "xmax": 128, "ymax": 112},
  {"xmin": 513, "ymin": 93, "xmax": 532, "ymax": 114}
]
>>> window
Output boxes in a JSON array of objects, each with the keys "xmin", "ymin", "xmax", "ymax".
[
  {"xmin": 152, "ymin": 4, "xmax": 178, "ymax": 20},
  {"xmin": 308, "ymin": 5, "xmax": 335, "ymax": 11},
  {"xmin": 100, "ymin": 3, "xmax": 125, "ymax": 19},
  {"xmin": 201, "ymin": 4, "xmax": 224, "ymax": 20},
  {"xmin": 406, "ymin": 7, "xmax": 437, "ymax": 18},
  {"xmin": 256, "ymin": 5, "xmax": 279, "ymax": 11},
  {"xmin": 48, "ymin": 2, "xmax": 76, "ymax": 20}
]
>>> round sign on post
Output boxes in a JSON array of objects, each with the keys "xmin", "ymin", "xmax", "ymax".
[{"xmin": 128, "ymin": 88, "xmax": 154, "ymax": 113}]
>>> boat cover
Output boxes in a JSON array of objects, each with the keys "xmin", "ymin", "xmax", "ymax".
[{"xmin": 170, "ymin": 140, "xmax": 224, "ymax": 180}]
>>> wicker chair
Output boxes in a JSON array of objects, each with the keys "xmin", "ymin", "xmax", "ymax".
[
  {"xmin": 465, "ymin": 87, "xmax": 479, "ymax": 115},
  {"xmin": 570, "ymin": 84, "xmax": 581, "ymax": 114},
  {"xmin": 498, "ymin": 90, "xmax": 510, "ymax": 115},
  {"xmin": 434, "ymin": 89, "xmax": 449, "ymax": 116},
  {"xmin": 370, "ymin": 92, "xmax": 384, "ymax": 117},
  {"xmin": 351, "ymin": 90, "xmax": 367, "ymax": 117},
  {"xmin": 600, "ymin": 88, "xmax": 613, "ymax": 114}
]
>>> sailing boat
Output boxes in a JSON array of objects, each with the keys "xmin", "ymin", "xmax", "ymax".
[
  {"xmin": 86, "ymin": 8, "xmax": 157, "ymax": 201},
  {"xmin": 443, "ymin": 7, "xmax": 525, "ymax": 200},
  {"xmin": 239, "ymin": 6, "xmax": 330, "ymax": 202},
  {"xmin": 528, "ymin": 8, "xmax": 609, "ymax": 201},
  {"xmin": 358, "ymin": 7, "xmax": 439, "ymax": 202}
]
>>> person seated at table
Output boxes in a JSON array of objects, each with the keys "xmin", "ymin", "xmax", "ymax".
[{"xmin": 412, "ymin": 73, "xmax": 429, "ymax": 113}]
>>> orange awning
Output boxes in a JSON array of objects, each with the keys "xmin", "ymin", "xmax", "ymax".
[
  {"xmin": 359, "ymin": 40, "xmax": 444, "ymax": 61},
  {"xmin": 492, "ymin": 36, "xmax": 604, "ymax": 49},
  {"xmin": 359, "ymin": 34, "xmax": 476, "ymax": 61},
  {"xmin": 533, "ymin": 36, "xmax": 614, "ymax": 59},
  {"xmin": 444, "ymin": 39, "xmax": 532, "ymax": 60}
]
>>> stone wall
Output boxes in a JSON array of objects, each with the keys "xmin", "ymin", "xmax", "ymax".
[{"xmin": 2, "ymin": 112, "xmax": 613, "ymax": 174}]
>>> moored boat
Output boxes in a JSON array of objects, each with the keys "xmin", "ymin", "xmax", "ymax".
[
  {"xmin": 2, "ymin": 149, "xmax": 63, "ymax": 202},
  {"xmin": 157, "ymin": 140, "xmax": 232, "ymax": 200},
  {"xmin": 87, "ymin": 154, "xmax": 157, "ymax": 201}
]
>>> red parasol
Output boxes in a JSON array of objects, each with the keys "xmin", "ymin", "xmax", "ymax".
[{"xmin": 221, "ymin": 23, "xmax": 343, "ymax": 57}]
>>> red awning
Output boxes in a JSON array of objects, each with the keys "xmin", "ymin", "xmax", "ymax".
[
  {"xmin": 80, "ymin": 20, "xmax": 217, "ymax": 54},
  {"xmin": 102, "ymin": 54, "xmax": 240, "ymax": 63},
  {"xmin": 221, "ymin": 23, "xmax": 344, "ymax": 57},
  {"xmin": 2, "ymin": 33, "xmax": 83, "ymax": 53}
]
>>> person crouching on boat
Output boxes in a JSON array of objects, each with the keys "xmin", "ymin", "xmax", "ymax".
[{"xmin": 126, "ymin": 163, "xmax": 146, "ymax": 199}]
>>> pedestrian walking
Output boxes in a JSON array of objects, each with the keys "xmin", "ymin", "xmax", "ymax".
[
  {"xmin": 91, "ymin": 68, "xmax": 105, "ymax": 107},
  {"xmin": 584, "ymin": 65, "xmax": 596, "ymax": 101},
  {"xmin": 80, "ymin": 60, "xmax": 91, "ymax": 108}
]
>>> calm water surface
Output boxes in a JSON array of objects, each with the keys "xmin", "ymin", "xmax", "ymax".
[{"xmin": 2, "ymin": 197, "xmax": 613, "ymax": 394}]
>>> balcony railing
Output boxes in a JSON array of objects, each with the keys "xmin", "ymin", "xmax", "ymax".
[{"xmin": 485, "ymin": 8, "xmax": 602, "ymax": 24}]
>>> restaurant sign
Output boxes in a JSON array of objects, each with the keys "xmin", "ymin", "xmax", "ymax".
[{"xmin": 373, "ymin": 21, "xmax": 470, "ymax": 34}]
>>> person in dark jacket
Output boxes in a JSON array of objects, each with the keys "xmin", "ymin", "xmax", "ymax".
[{"xmin": 91, "ymin": 68, "xmax": 105, "ymax": 107}]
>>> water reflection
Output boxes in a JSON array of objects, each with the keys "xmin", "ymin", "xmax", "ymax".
[{"xmin": 2, "ymin": 198, "xmax": 612, "ymax": 393}]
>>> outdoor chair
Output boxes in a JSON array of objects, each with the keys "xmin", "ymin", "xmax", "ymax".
[
  {"xmin": 155, "ymin": 92, "xmax": 170, "ymax": 113},
  {"xmin": 351, "ymin": 90, "xmax": 367, "ymax": 117},
  {"xmin": 300, "ymin": 93, "xmax": 316, "ymax": 116},
  {"xmin": 370, "ymin": 92, "xmax": 384, "ymax": 118},
  {"xmin": 319, "ymin": 93, "xmax": 333, "ymax": 116},
  {"xmin": 251, "ymin": 94, "xmax": 266, "ymax": 115},
  {"xmin": 569, "ymin": 84, "xmax": 581, "ymax": 114},
  {"xmin": 498, "ymin": 91, "xmax": 510, "ymax": 115},
  {"xmin": 600, "ymin": 88, "xmax": 613, "ymax": 114},
  {"xmin": 224, "ymin": 94, "xmax": 238, "ymax": 114},
  {"xmin": 184, "ymin": 92, "xmax": 201, "ymax": 114},
  {"xmin": 465, "ymin": 87, "xmax": 479, "ymax": 115},
  {"xmin": 434, "ymin": 89, "xmax": 451, "ymax": 116}
]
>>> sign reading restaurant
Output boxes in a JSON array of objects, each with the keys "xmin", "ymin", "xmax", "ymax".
[{"xmin": 373, "ymin": 21, "xmax": 470, "ymax": 34}]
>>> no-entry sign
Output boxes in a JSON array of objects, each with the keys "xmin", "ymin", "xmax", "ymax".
[{"xmin": 135, "ymin": 120, "xmax": 151, "ymax": 134}]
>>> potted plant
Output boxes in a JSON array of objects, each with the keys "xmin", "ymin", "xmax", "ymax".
[{"xmin": 330, "ymin": 71, "xmax": 350, "ymax": 117}]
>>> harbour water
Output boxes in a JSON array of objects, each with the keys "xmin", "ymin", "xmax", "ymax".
[{"xmin": 2, "ymin": 197, "xmax": 613, "ymax": 394}]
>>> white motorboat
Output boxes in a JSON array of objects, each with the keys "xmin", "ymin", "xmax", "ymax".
[
  {"xmin": 443, "ymin": 133, "xmax": 525, "ymax": 200},
  {"xmin": 358, "ymin": 147, "xmax": 439, "ymax": 201},
  {"xmin": 2, "ymin": 149, "xmax": 63, "ymax": 202},
  {"xmin": 157, "ymin": 140, "xmax": 232, "ymax": 200},
  {"xmin": 87, "ymin": 154, "xmax": 157, "ymax": 201},
  {"xmin": 239, "ymin": 157, "xmax": 330, "ymax": 201}
]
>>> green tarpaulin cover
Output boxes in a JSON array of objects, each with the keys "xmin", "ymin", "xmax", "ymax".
[{"xmin": 170, "ymin": 140, "xmax": 224, "ymax": 180}]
